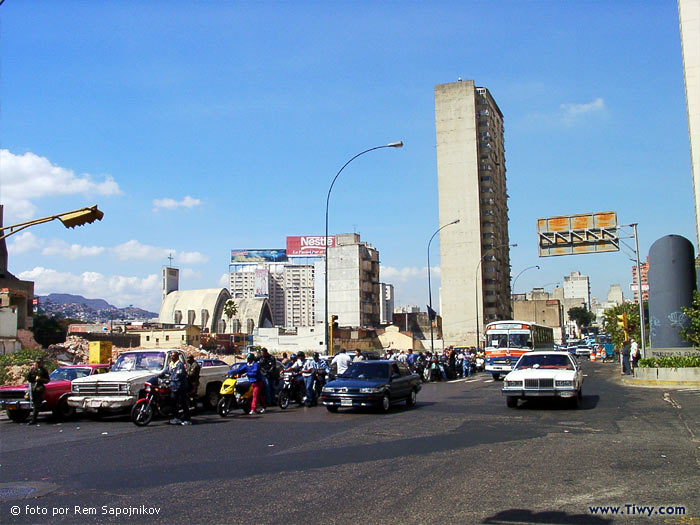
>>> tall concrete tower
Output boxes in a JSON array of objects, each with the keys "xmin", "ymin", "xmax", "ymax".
[{"xmin": 435, "ymin": 80, "xmax": 512, "ymax": 347}]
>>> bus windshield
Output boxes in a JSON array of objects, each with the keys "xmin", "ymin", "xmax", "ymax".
[{"xmin": 487, "ymin": 333, "xmax": 532, "ymax": 349}]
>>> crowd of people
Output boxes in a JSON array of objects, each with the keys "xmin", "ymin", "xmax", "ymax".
[{"xmin": 379, "ymin": 347, "xmax": 485, "ymax": 382}]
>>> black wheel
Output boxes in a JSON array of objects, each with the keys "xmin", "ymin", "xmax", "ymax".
[
  {"xmin": 492, "ymin": 373, "xmax": 501, "ymax": 381},
  {"xmin": 217, "ymin": 397, "xmax": 231, "ymax": 417},
  {"xmin": 7, "ymin": 409, "xmax": 30, "ymax": 423},
  {"xmin": 506, "ymin": 396, "xmax": 518, "ymax": 408},
  {"xmin": 203, "ymin": 385, "xmax": 220, "ymax": 411},
  {"xmin": 406, "ymin": 388, "xmax": 417, "ymax": 407},
  {"xmin": 278, "ymin": 390, "xmax": 290, "ymax": 410},
  {"xmin": 380, "ymin": 394, "xmax": 391, "ymax": 413},
  {"xmin": 326, "ymin": 406, "xmax": 339, "ymax": 413},
  {"xmin": 131, "ymin": 400, "xmax": 153, "ymax": 426},
  {"xmin": 241, "ymin": 399, "xmax": 252, "ymax": 414},
  {"xmin": 52, "ymin": 397, "xmax": 76, "ymax": 420}
]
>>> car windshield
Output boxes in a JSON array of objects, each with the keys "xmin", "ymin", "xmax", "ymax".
[
  {"xmin": 112, "ymin": 352, "xmax": 167, "ymax": 372},
  {"xmin": 515, "ymin": 354, "xmax": 574, "ymax": 370},
  {"xmin": 49, "ymin": 367, "xmax": 92, "ymax": 381},
  {"xmin": 339, "ymin": 362, "xmax": 389, "ymax": 380}
]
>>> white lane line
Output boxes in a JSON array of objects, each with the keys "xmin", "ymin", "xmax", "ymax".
[
  {"xmin": 485, "ymin": 379, "xmax": 494, "ymax": 383},
  {"xmin": 447, "ymin": 379, "xmax": 467, "ymax": 383}
]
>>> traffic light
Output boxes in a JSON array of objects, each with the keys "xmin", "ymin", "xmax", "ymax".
[
  {"xmin": 329, "ymin": 315, "xmax": 339, "ymax": 355},
  {"xmin": 617, "ymin": 313, "xmax": 629, "ymax": 341},
  {"xmin": 58, "ymin": 205, "xmax": 104, "ymax": 229}
]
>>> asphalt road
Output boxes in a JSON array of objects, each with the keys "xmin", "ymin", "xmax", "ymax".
[{"xmin": 1, "ymin": 360, "xmax": 698, "ymax": 525}]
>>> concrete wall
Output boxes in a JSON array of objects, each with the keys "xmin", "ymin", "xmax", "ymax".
[{"xmin": 0, "ymin": 307, "xmax": 18, "ymax": 338}]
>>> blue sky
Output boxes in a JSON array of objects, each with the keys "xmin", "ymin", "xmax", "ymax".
[{"xmin": 0, "ymin": 0, "xmax": 694, "ymax": 313}]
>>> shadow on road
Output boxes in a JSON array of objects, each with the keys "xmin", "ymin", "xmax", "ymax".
[
  {"xmin": 516, "ymin": 395, "xmax": 600, "ymax": 411},
  {"xmin": 482, "ymin": 508, "xmax": 612, "ymax": 524}
]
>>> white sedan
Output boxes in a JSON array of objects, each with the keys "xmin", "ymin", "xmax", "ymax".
[{"xmin": 501, "ymin": 351, "xmax": 583, "ymax": 409}]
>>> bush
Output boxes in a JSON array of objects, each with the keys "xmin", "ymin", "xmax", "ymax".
[
  {"xmin": 638, "ymin": 356, "xmax": 700, "ymax": 368},
  {"xmin": 0, "ymin": 349, "xmax": 58, "ymax": 386}
]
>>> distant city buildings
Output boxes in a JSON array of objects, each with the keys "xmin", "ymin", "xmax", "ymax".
[
  {"xmin": 631, "ymin": 256, "xmax": 649, "ymax": 302},
  {"xmin": 435, "ymin": 80, "xmax": 512, "ymax": 347},
  {"xmin": 379, "ymin": 283, "xmax": 394, "ymax": 325},
  {"xmin": 563, "ymin": 271, "xmax": 591, "ymax": 311}
]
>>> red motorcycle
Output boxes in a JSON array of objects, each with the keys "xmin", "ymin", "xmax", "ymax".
[{"xmin": 131, "ymin": 376, "xmax": 195, "ymax": 426}]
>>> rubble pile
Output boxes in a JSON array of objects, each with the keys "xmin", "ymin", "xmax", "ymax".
[{"xmin": 4, "ymin": 364, "xmax": 31, "ymax": 386}]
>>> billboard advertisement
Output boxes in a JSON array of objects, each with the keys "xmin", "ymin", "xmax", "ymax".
[
  {"xmin": 230, "ymin": 249, "xmax": 287, "ymax": 263},
  {"xmin": 537, "ymin": 212, "xmax": 619, "ymax": 257},
  {"xmin": 286, "ymin": 236, "xmax": 336, "ymax": 256},
  {"xmin": 254, "ymin": 269, "xmax": 269, "ymax": 298}
]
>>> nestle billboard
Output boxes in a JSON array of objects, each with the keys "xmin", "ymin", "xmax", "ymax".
[{"xmin": 286, "ymin": 236, "xmax": 336, "ymax": 256}]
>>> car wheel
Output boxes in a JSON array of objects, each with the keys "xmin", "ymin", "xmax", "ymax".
[
  {"xmin": 326, "ymin": 406, "xmax": 339, "ymax": 413},
  {"xmin": 52, "ymin": 397, "xmax": 76, "ymax": 420},
  {"xmin": 217, "ymin": 397, "xmax": 231, "ymax": 417},
  {"xmin": 492, "ymin": 373, "xmax": 501, "ymax": 381},
  {"xmin": 278, "ymin": 391, "xmax": 289, "ymax": 410},
  {"xmin": 380, "ymin": 394, "xmax": 391, "ymax": 413},
  {"xmin": 406, "ymin": 388, "xmax": 417, "ymax": 407},
  {"xmin": 131, "ymin": 400, "xmax": 153, "ymax": 426},
  {"xmin": 203, "ymin": 385, "xmax": 220, "ymax": 411},
  {"xmin": 506, "ymin": 396, "xmax": 518, "ymax": 408},
  {"xmin": 7, "ymin": 409, "xmax": 30, "ymax": 423}
]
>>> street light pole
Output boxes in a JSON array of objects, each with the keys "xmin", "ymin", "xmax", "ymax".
[
  {"xmin": 427, "ymin": 219, "xmax": 460, "ymax": 355},
  {"xmin": 511, "ymin": 265, "xmax": 540, "ymax": 294},
  {"xmin": 474, "ymin": 242, "xmax": 517, "ymax": 350},
  {"xmin": 324, "ymin": 142, "xmax": 403, "ymax": 351}
]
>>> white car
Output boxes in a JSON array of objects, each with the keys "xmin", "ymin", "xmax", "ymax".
[{"xmin": 501, "ymin": 351, "xmax": 583, "ymax": 409}]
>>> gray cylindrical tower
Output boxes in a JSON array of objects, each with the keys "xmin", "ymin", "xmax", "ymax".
[{"xmin": 648, "ymin": 235, "xmax": 696, "ymax": 348}]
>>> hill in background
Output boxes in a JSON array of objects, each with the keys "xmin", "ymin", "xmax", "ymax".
[{"xmin": 37, "ymin": 293, "xmax": 158, "ymax": 323}]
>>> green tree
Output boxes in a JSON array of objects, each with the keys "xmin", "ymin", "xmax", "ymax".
[
  {"xmin": 222, "ymin": 300, "xmax": 238, "ymax": 333},
  {"xmin": 602, "ymin": 303, "xmax": 645, "ymax": 348},
  {"xmin": 30, "ymin": 313, "xmax": 66, "ymax": 348},
  {"xmin": 679, "ymin": 290, "xmax": 700, "ymax": 347},
  {"xmin": 568, "ymin": 307, "xmax": 596, "ymax": 331}
]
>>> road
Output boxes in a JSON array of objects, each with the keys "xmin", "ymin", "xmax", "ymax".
[{"xmin": 1, "ymin": 360, "xmax": 698, "ymax": 524}]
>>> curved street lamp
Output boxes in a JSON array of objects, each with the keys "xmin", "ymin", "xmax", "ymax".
[
  {"xmin": 324, "ymin": 141, "xmax": 403, "ymax": 351},
  {"xmin": 474, "ymin": 242, "xmax": 517, "ymax": 350},
  {"xmin": 427, "ymin": 219, "xmax": 460, "ymax": 354},
  {"xmin": 511, "ymin": 265, "xmax": 540, "ymax": 294}
]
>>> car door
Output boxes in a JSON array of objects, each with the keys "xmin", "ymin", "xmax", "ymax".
[{"xmin": 391, "ymin": 362, "xmax": 411, "ymax": 399}]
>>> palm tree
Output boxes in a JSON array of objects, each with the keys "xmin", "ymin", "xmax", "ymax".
[{"xmin": 223, "ymin": 300, "xmax": 238, "ymax": 333}]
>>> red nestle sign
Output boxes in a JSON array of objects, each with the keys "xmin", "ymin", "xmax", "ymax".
[{"xmin": 286, "ymin": 236, "xmax": 335, "ymax": 256}]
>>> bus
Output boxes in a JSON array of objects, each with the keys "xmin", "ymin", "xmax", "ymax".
[{"xmin": 483, "ymin": 321, "xmax": 554, "ymax": 379}]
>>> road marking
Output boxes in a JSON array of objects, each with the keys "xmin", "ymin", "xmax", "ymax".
[
  {"xmin": 447, "ymin": 378, "xmax": 467, "ymax": 383},
  {"xmin": 485, "ymin": 379, "xmax": 494, "ymax": 383}
]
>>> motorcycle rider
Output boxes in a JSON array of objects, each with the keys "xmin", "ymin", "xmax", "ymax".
[
  {"xmin": 258, "ymin": 347, "xmax": 277, "ymax": 405},
  {"xmin": 301, "ymin": 352, "xmax": 329, "ymax": 406},
  {"xmin": 238, "ymin": 353, "xmax": 267, "ymax": 414},
  {"xmin": 161, "ymin": 352, "xmax": 192, "ymax": 425}
]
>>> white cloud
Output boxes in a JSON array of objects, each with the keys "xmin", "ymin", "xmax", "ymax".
[
  {"xmin": 19, "ymin": 267, "xmax": 161, "ymax": 311},
  {"xmin": 0, "ymin": 149, "xmax": 122, "ymax": 222},
  {"xmin": 152, "ymin": 195, "xmax": 202, "ymax": 211},
  {"xmin": 560, "ymin": 97, "xmax": 605, "ymax": 124},
  {"xmin": 181, "ymin": 268, "xmax": 202, "ymax": 280},
  {"xmin": 41, "ymin": 239, "xmax": 106, "ymax": 259},
  {"xmin": 111, "ymin": 240, "xmax": 208, "ymax": 264},
  {"xmin": 381, "ymin": 265, "xmax": 440, "ymax": 282},
  {"xmin": 8, "ymin": 232, "xmax": 42, "ymax": 254}
]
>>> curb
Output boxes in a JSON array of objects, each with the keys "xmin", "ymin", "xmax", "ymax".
[{"xmin": 620, "ymin": 377, "xmax": 700, "ymax": 388}]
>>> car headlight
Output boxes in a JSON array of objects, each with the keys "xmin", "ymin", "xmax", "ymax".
[
  {"xmin": 555, "ymin": 380, "xmax": 574, "ymax": 387},
  {"xmin": 504, "ymin": 381, "xmax": 522, "ymax": 388},
  {"xmin": 119, "ymin": 383, "xmax": 129, "ymax": 392},
  {"xmin": 359, "ymin": 387, "xmax": 384, "ymax": 394},
  {"xmin": 322, "ymin": 387, "xmax": 335, "ymax": 393}
]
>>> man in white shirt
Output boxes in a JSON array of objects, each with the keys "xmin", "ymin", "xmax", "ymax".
[{"xmin": 331, "ymin": 348, "xmax": 352, "ymax": 376}]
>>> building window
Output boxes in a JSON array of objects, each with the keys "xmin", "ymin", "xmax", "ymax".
[
  {"xmin": 146, "ymin": 336, "xmax": 150, "ymax": 342},
  {"xmin": 165, "ymin": 335, "xmax": 170, "ymax": 341}
]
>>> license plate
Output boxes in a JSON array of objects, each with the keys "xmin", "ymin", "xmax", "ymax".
[{"xmin": 341, "ymin": 398, "xmax": 352, "ymax": 407}]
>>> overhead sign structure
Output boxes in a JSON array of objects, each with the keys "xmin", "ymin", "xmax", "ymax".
[
  {"xmin": 537, "ymin": 212, "xmax": 619, "ymax": 257},
  {"xmin": 286, "ymin": 235, "xmax": 336, "ymax": 257}
]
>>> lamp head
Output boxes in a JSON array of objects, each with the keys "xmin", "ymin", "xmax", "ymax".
[{"xmin": 387, "ymin": 141, "xmax": 404, "ymax": 148}]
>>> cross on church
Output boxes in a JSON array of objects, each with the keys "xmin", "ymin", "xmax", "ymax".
[{"xmin": 167, "ymin": 253, "xmax": 174, "ymax": 267}]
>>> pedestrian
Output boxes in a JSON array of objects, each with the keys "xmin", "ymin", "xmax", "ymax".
[
  {"xmin": 331, "ymin": 348, "xmax": 352, "ymax": 376},
  {"xmin": 25, "ymin": 357, "xmax": 50, "ymax": 425},
  {"xmin": 280, "ymin": 352, "xmax": 290, "ymax": 367},
  {"xmin": 354, "ymin": 349, "xmax": 365, "ymax": 361},
  {"xmin": 621, "ymin": 341, "xmax": 631, "ymax": 375},
  {"xmin": 239, "ymin": 353, "xmax": 267, "ymax": 414},
  {"xmin": 161, "ymin": 352, "xmax": 192, "ymax": 425},
  {"xmin": 186, "ymin": 355, "xmax": 201, "ymax": 398},
  {"xmin": 630, "ymin": 339, "xmax": 640, "ymax": 370},
  {"xmin": 301, "ymin": 352, "xmax": 330, "ymax": 406},
  {"xmin": 258, "ymin": 347, "xmax": 276, "ymax": 405}
]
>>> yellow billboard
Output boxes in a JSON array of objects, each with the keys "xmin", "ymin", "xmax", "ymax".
[{"xmin": 537, "ymin": 212, "xmax": 619, "ymax": 257}]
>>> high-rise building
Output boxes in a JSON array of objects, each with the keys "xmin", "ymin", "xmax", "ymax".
[
  {"xmin": 563, "ymin": 271, "xmax": 591, "ymax": 310},
  {"xmin": 631, "ymin": 256, "xmax": 649, "ymax": 302},
  {"xmin": 379, "ymin": 283, "xmax": 394, "ymax": 325},
  {"xmin": 326, "ymin": 233, "xmax": 381, "ymax": 328},
  {"xmin": 435, "ymin": 80, "xmax": 512, "ymax": 347}
]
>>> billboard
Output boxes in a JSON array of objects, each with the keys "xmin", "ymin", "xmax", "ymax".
[
  {"xmin": 254, "ymin": 269, "xmax": 269, "ymax": 298},
  {"xmin": 537, "ymin": 212, "xmax": 619, "ymax": 257},
  {"xmin": 230, "ymin": 249, "xmax": 287, "ymax": 263},
  {"xmin": 286, "ymin": 236, "xmax": 336, "ymax": 256}
]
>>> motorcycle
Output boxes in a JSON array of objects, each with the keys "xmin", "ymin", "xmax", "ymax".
[
  {"xmin": 217, "ymin": 372, "xmax": 253, "ymax": 417},
  {"xmin": 310, "ymin": 370, "xmax": 328, "ymax": 406},
  {"xmin": 277, "ymin": 371, "xmax": 305, "ymax": 409},
  {"xmin": 131, "ymin": 376, "xmax": 196, "ymax": 426}
]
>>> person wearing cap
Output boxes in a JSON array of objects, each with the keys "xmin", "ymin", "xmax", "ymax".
[
  {"xmin": 238, "ymin": 353, "xmax": 267, "ymax": 414},
  {"xmin": 161, "ymin": 352, "xmax": 192, "ymax": 425},
  {"xmin": 25, "ymin": 357, "xmax": 50, "ymax": 425},
  {"xmin": 301, "ymin": 352, "xmax": 329, "ymax": 406}
]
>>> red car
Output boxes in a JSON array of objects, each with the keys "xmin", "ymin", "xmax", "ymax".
[{"xmin": 0, "ymin": 364, "xmax": 110, "ymax": 422}]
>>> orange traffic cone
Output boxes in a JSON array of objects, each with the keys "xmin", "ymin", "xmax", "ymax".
[{"xmin": 590, "ymin": 349, "xmax": 596, "ymax": 362}]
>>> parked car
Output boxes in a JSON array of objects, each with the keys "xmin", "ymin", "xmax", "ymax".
[
  {"xmin": 575, "ymin": 345, "xmax": 591, "ymax": 358},
  {"xmin": 501, "ymin": 351, "xmax": 583, "ymax": 409},
  {"xmin": 321, "ymin": 360, "xmax": 421, "ymax": 413},
  {"xmin": 0, "ymin": 364, "xmax": 110, "ymax": 422},
  {"xmin": 197, "ymin": 358, "xmax": 229, "ymax": 367}
]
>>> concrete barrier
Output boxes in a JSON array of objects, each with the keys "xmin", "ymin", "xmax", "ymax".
[{"xmin": 625, "ymin": 367, "xmax": 700, "ymax": 386}]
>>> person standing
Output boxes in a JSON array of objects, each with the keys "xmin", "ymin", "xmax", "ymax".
[
  {"xmin": 25, "ymin": 357, "xmax": 50, "ymax": 425},
  {"xmin": 301, "ymin": 352, "xmax": 330, "ymax": 406},
  {"xmin": 331, "ymin": 348, "xmax": 352, "ymax": 376},
  {"xmin": 161, "ymin": 352, "xmax": 192, "ymax": 425},
  {"xmin": 258, "ymin": 347, "xmax": 276, "ymax": 405},
  {"xmin": 186, "ymin": 355, "xmax": 201, "ymax": 398},
  {"xmin": 621, "ymin": 341, "xmax": 631, "ymax": 375},
  {"xmin": 630, "ymin": 339, "xmax": 640, "ymax": 370}
]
